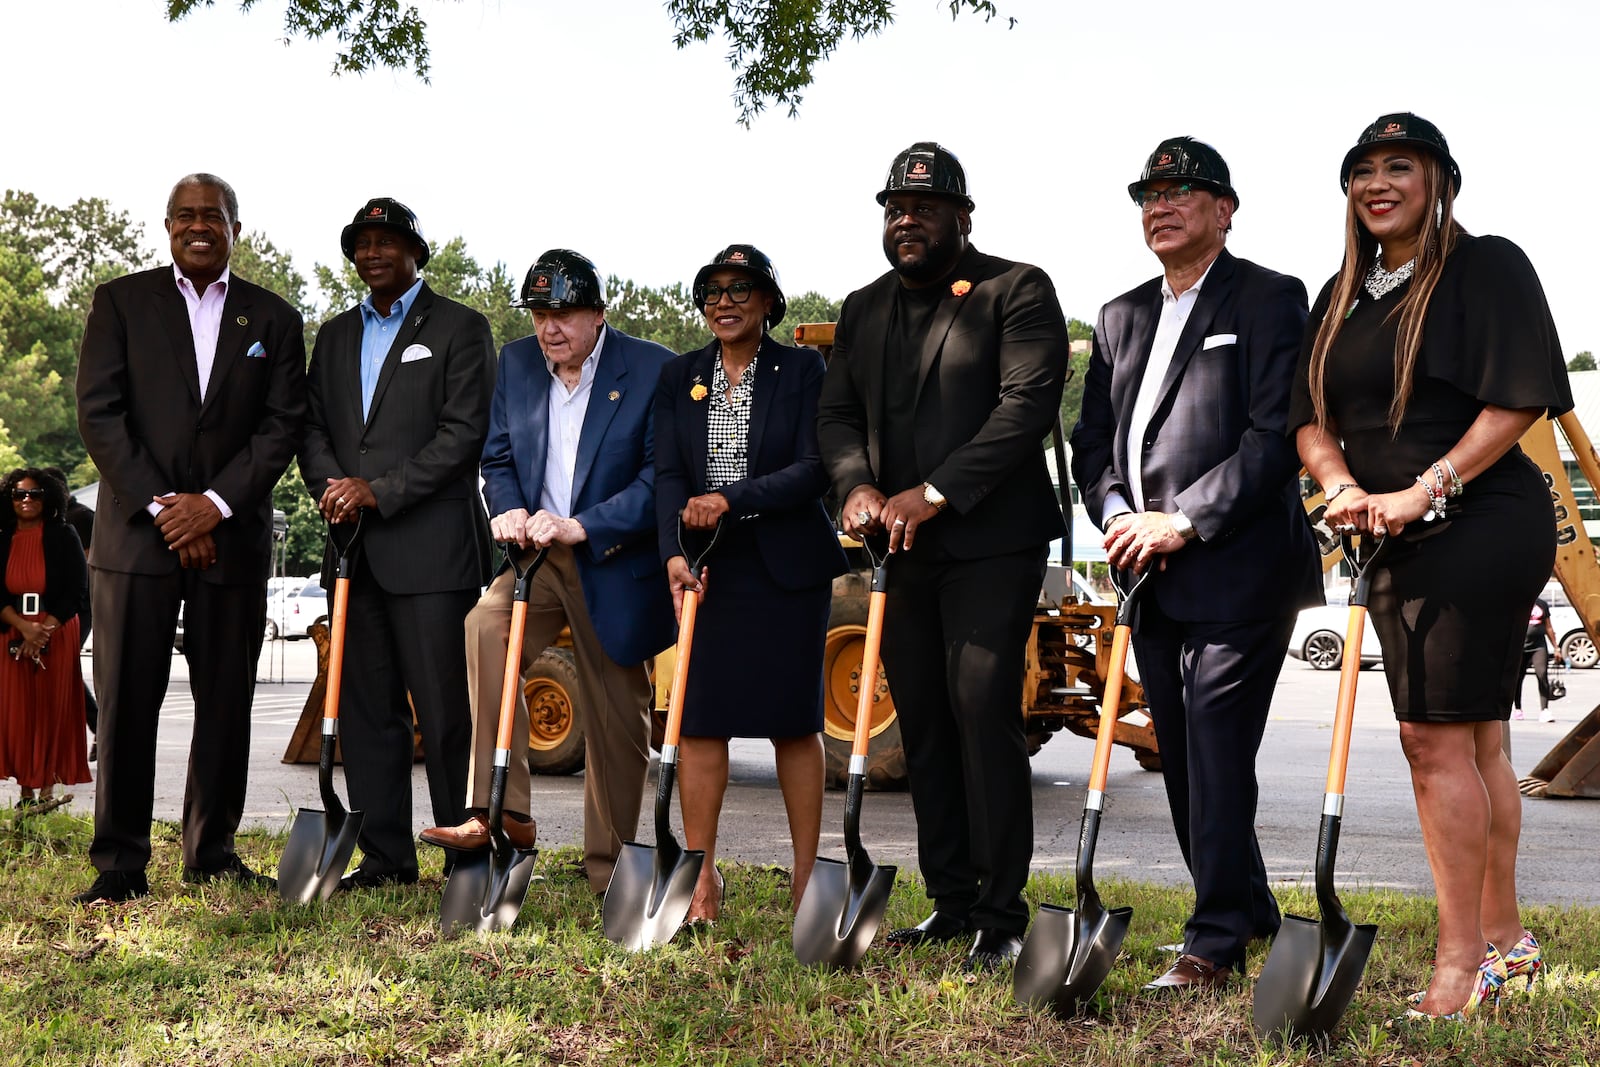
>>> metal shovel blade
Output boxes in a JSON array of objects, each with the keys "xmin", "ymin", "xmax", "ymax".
[
  {"xmin": 601, "ymin": 836, "xmax": 704, "ymax": 952},
  {"xmin": 1253, "ymin": 909, "xmax": 1376, "ymax": 1040},
  {"xmin": 1014, "ymin": 894, "xmax": 1133, "ymax": 1015},
  {"xmin": 439, "ymin": 844, "xmax": 540, "ymax": 936},
  {"xmin": 278, "ymin": 801, "xmax": 364, "ymax": 904},
  {"xmin": 792, "ymin": 854, "xmax": 897, "ymax": 967}
]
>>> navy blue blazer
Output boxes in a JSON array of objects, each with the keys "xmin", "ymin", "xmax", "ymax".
[
  {"xmin": 480, "ymin": 325, "xmax": 676, "ymax": 665},
  {"xmin": 1071, "ymin": 249, "xmax": 1322, "ymax": 623},
  {"xmin": 653, "ymin": 338, "xmax": 848, "ymax": 590}
]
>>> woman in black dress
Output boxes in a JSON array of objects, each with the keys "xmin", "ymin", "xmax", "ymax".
[
  {"xmin": 1293, "ymin": 114, "xmax": 1571, "ymax": 1021},
  {"xmin": 653, "ymin": 245, "xmax": 848, "ymax": 922}
]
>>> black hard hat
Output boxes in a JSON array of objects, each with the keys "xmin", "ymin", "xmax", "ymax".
[
  {"xmin": 876, "ymin": 141, "xmax": 975, "ymax": 212},
  {"xmin": 691, "ymin": 244, "xmax": 786, "ymax": 328},
  {"xmin": 1129, "ymin": 137, "xmax": 1239, "ymax": 208},
  {"xmin": 512, "ymin": 249, "xmax": 606, "ymax": 310},
  {"xmin": 340, "ymin": 197, "xmax": 430, "ymax": 268},
  {"xmin": 1340, "ymin": 112, "xmax": 1461, "ymax": 194}
]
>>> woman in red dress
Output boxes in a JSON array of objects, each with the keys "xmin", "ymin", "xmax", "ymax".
[{"xmin": 0, "ymin": 468, "xmax": 90, "ymax": 807}]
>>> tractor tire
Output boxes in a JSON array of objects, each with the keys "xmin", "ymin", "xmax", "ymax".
[
  {"xmin": 821, "ymin": 592, "xmax": 908, "ymax": 791},
  {"xmin": 524, "ymin": 647, "xmax": 586, "ymax": 776}
]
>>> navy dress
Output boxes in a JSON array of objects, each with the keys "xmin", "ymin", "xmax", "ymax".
[
  {"xmin": 1290, "ymin": 236, "xmax": 1572, "ymax": 722},
  {"xmin": 653, "ymin": 337, "xmax": 848, "ymax": 738}
]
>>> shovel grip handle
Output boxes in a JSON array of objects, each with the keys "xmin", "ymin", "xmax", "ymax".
[
  {"xmin": 322, "ymin": 576, "xmax": 351, "ymax": 724},
  {"xmin": 1087, "ymin": 624, "xmax": 1131, "ymax": 794},
  {"xmin": 662, "ymin": 590, "xmax": 700, "ymax": 750},
  {"xmin": 495, "ymin": 599, "xmax": 529, "ymax": 753},
  {"xmin": 1324, "ymin": 605, "xmax": 1367, "ymax": 795},
  {"xmin": 851, "ymin": 590, "xmax": 887, "ymax": 759}
]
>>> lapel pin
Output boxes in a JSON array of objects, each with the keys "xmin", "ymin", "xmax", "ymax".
[
  {"xmin": 772, "ymin": 364, "xmax": 779, "ymax": 372},
  {"xmin": 236, "ymin": 316, "xmax": 248, "ymax": 326},
  {"xmin": 413, "ymin": 316, "xmax": 423, "ymax": 327},
  {"xmin": 608, "ymin": 390, "xmax": 620, "ymax": 401}
]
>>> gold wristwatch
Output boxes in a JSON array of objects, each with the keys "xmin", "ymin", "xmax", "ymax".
[{"xmin": 922, "ymin": 482, "xmax": 947, "ymax": 511}]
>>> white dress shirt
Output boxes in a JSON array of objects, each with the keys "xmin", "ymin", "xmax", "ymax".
[
  {"xmin": 539, "ymin": 327, "xmax": 606, "ymax": 518},
  {"xmin": 1101, "ymin": 258, "xmax": 1217, "ymax": 526}
]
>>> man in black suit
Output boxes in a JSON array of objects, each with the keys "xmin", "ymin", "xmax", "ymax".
[
  {"xmin": 817, "ymin": 142, "xmax": 1070, "ymax": 971},
  {"xmin": 298, "ymin": 198, "xmax": 497, "ymax": 889},
  {"xmin": 1070, "ymin": 138, "xmax": 1321, "ymax": 989},
  {"xmin": 75, "ymin": 173, "xmax": 306, "ymax": 903}
]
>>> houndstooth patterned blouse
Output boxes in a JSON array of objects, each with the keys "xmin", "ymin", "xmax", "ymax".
[{"xmin": 705, "ymin": 347, "xmax": 757, "ymax": 490}]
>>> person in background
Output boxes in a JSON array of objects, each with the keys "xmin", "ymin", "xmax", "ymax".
[
  {"xmin": 1293, "ymin": 113, "xmax": 1572, "ymax": 1021},
  {"xmin": 653, "ymin": 244, "xmax": 847, "ymax": 921},
  {"xmin": 1513, "ymin": 596, "xmax": 1562, "ymax": 723},
  {"xmin": 0, "ymin": 468, "xmax": 90, "ymax": 808},
  {"xmin": 41, "ymin": 467, "xmax": 97, "ymax": 753}
]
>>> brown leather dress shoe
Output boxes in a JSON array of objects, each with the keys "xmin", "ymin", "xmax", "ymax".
[
  {"xmin": 1143, "ymin": 953, "xmax": 1232, "ymax": 991},
  {"xmin": 419, "ymin": 813, "xmax": 537, "ymax": 852}
]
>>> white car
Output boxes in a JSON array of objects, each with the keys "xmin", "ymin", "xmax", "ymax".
[
  {"xmin": 1288, "ymin": 604, "xmax": 1383, "ymax": 671},
  {"xmin": 264, "ymin": 578, "xmax": 326, "ymax": 640}
]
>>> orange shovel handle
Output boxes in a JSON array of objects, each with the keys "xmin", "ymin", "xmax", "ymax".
[
  {"xmin": 493, "ymin": 598, "xmax": 529, "ymax": 753},
  {"xmin": 1087, "ymin": 623, "xmax": 1131, "ymax": 794},
  {"xmin": 662, "ymin": 589, "xmax": 701, "ymax": 751},
  {"xmin": 851, "ymin": 589, "xmax": 888, "ymax": 759},
  {"xmin": 1324, "ymin": 604, "xmax": 1368, "ymax": 796},
  {"xmin": 322, "ymin": 576, "xmax": 351, "ymax": 724}
]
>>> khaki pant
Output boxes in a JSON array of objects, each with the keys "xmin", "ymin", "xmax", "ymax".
[{"xmin": 464, "ymin": 543, "xmax": 652, "ymax": 893}]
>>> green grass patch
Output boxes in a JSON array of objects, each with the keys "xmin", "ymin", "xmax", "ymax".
[{"xmin": 1, "ymin": 811, "xmax": 1596, "ymax": 1065}]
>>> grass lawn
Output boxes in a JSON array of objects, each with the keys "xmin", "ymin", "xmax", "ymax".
[{"xmin": 2, "ymin": 811, "xmax": 1596, "ymax": 1066}]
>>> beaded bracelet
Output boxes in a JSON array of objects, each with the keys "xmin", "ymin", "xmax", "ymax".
[
  {"xmin": 1415, "ymin": 472, "xmax": 1447, "ymax": 521},
  {"xmin": 1441, "ymin": 457, "xmax": 1464, "ymax": 498}
]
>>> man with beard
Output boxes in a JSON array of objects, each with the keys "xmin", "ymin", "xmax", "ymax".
[
  {"xmin": 817, "ymin": 142, "xmax": 1070, "ymax": 971},
  {"xmin": 298, "ymin": 197, "xmax": 497, "ymax": 889}
]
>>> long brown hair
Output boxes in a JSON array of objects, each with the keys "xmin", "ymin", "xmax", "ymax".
[{"xmin": 1306, "ymin": 152, "xmax": 1466, "ymax": 434}]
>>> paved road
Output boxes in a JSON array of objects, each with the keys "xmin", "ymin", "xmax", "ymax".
[{"xmin": 31, "ymin": 638, "xmax": 1600, "ymax": 905}]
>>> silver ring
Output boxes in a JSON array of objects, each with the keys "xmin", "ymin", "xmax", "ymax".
[
  {"xmin": 856, "ymin": 510, "xmax": 871, "ymax": 523},
  {"xmin": 1373, "ymin": 526, "xmax": 1388, "ymax": 535},
  {"xmin": 892, "ymin": 518, "xmax": 906, "ymax": 526}
]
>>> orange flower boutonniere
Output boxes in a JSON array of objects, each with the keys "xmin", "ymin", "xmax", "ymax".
[
  {"xmin": 690, "ymin": 382, "xmax": 709, "ymax": 401},
  {"xmin": 950, "ymin": 279, "xmax": 972, "ymax": 297}
]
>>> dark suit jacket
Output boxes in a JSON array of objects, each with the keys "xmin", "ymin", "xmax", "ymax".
[
  {"xmin": 1, "ymin": 521, "xmax": 87, "ymax": 623},
  {"xmin": 653, "ymin": 338, "xmax": 848, "ymax": 589},
  {"xmin": 299, "ymin": 283, "xmax": 496, "ymax": 594},
  {"xmin": 480, "ymin": 325, "xmax": 676, "ymax": 665},
  {"xmin": 1070, "ymin": 248, "xmax": 1322, "ymax": 622},
  {"xmin": 76, "ymin": 266, "xmax": 306, "ymax": 585},
  {"xmin": 816, "ymin": 245, "xmax": 1070, "ymax": 559}
]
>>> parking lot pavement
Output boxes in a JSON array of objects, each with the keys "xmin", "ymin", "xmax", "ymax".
[{"xmin": 20, "ymin": 640, "xmax": 1600, "ymax": 906}]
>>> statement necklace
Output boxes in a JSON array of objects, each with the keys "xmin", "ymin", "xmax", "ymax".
[{"xmin": 1364, "ymin": 254, "xmax": 1416, "ymax": 301}]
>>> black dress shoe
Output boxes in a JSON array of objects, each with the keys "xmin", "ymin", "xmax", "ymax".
[
  {"xmin": 183, "ymin": 854, "xmax": 276, "ymax": 889},
  {"xmin": 964, "ymin": 928, "xmax": 1024, "ymax": 972},
  {"xmin": 884, "ymin": 910, "xmax": 971, "ymax": 948},
  {"xmin": 73, "ymin": 870, "xmax": 150, "ymax": 904},
  {"xmin": 334, "ymin": 867, "xmax": 420, "ymax": 893}
]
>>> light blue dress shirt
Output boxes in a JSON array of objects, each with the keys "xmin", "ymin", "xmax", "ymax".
[{"xmin": 358, "ymin": 276, "xmax": 425, "ymax": 419}]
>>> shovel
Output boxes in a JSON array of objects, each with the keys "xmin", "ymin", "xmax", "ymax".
[
  {"xmin": 440, "ymin": 545, "xmax": 550, "ymax": 936},
  {"xmin": 1253, "ymin": 532, "xmax": 1387, "ymax": 1041},
  {"xmin": 1014, "ymin": 565, "xmax": 1149, "ymax": 1014},
  {"xmin": 279, "ymin": 517, "xmax": 367, "ymax": 903},
  {"xmin": 601, "ymin": 517, "xmax": 722, "ymax": 951},
  {"xmin": 793, "ymin": 535, "xmax": 897, "ymax": 968}
]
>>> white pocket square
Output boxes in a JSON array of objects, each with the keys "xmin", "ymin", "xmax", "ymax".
[
  {"xmin": 1202, "ymin": 333, "xmax": 1237, "ymax": 350},
  {"xmin": 399, "ymin": 343, "xmax": 432, "ymax": 363}
]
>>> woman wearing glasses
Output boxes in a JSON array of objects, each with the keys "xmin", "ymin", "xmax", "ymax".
[
  {"xmin": 652, "ymin": 245, "xmax": 847, "ymax": 923},
  {"xmin": 1292, "ymin": 114, "xmax": 1571, "ymax": 1021},
  {"xmin": 0, "ymin": 467, "xmax": 90, "ymax": 808}
]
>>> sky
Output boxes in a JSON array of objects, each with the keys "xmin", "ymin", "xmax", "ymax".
[{"xmin": 5, "ymin": 0, "xmax": 1597, "ymax": 354}]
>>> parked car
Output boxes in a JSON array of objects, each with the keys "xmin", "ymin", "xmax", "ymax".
[
  {"xmin": 266, "ymin": 578, "xmax": 326, "ymax": 640},
  {"xmin": 1287, "ymin": 603, "xmax": 1382, "ymax": 671}
]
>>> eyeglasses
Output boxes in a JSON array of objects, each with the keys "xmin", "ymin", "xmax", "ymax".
[
  {"xmin": 1134, "ymin": 184, "xmax": 1197, "ymax": 211},
  {"xmin": 696, "ymin": 281, "xmax": 757, "ymax": 306},
  {"xmin": 11, "ymin": 488, "xmax": 45, "ymax": 501}
]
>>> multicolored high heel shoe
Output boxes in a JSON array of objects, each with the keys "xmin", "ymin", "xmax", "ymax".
[
  {"xmin": 1390, "ymin": 943, "xmax": 1507, "ymax": 1025},
  {"xmin": 1501, "ymin": 931, "xmax": 1543, "ymax": 993}
]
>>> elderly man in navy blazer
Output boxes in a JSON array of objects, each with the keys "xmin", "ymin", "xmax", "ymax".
[
  {"xmin": 420, "ymin": 249, "xmax": 675, "ymax": 895},
  {"xmin": 1070, "ymin": 137, "xmax": 1322, "ymax": 991},
  {"xmin": 299, "ymin": 198, "xmax": 497, "ymax": 890}
]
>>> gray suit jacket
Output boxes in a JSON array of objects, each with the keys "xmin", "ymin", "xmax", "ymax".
[
  {"xmin": 299, "ymin": 282, "xmax": 496, "ymax": 594},
  {"xmin": 1070, "ymin": 249, "xmax": 1322, "ymax": 622}
]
